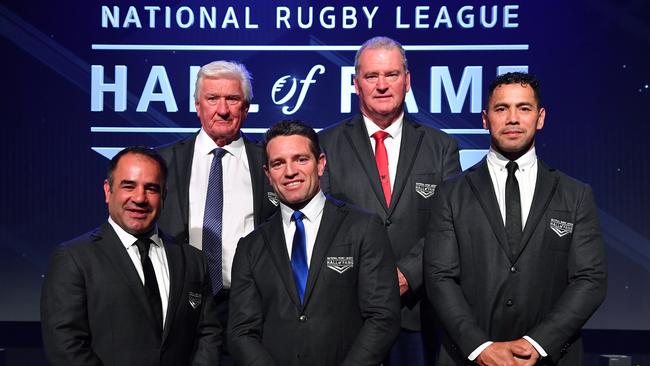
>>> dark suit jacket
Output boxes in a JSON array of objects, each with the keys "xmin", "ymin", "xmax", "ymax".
[
  {"xmin": 424, "ymin": 159, "xmax": 607, "ymax": 365},
  {"xmin": 40, "ymin": 223, "xmax": 221, "ymax": 366},
  {"xmin": 227, "ymin": 198, "xmax": 401, "ymax": 366},
  {"xmin": 157, "ymin": 132, "xmax": 278, "ymax": 245},
  {"xmin": 319, "ymin": 113, "xmax": 461, "ymax": 330}
]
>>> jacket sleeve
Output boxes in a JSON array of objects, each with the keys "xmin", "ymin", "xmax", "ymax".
[
  {"xmin": 526, "ymin": 186, "xmax": 607, "ymax": 361},
  {"xmin": 342, "ymin": 216, "xmax": 401, "ymax": 366},
  {"xmin": 40, "ymin": 247, "xmax": 104, "ymax": 366},
  {"xmin": 227, "ymin": 237, "xmax": 278, "ymax": 366},
  {"xmin": 191, "ymin": 254, "xmax": 222, "ymax": 365},
  {"xmin": 424, "ymin": 185, "xmax": 490, "ymax": 357}
]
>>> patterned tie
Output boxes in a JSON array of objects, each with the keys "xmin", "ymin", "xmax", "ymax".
[
  {"xmin": 291, "ymin": 211, "xmax": 308, "ymax": 304},
  {"xmin": 372, "ymin": 131, "xmax": 392, "ymax": 207},
  {"xmin": 134, "ymin": 238, "xmax": 163, "ymax": 331},
  {"xmin": 203, "ymin": 148, "xmax": 227, "ymax": 295},
  {"xmin": 505, "ymin": 161, "xmax": 522, "ymax": 255}
]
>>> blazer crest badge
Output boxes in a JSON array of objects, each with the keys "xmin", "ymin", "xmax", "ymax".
[
  {"xmin": 415, "ymin": 182, "xmax": 436, "ymax": 199},
  {"xmin": 327, "ymin": 257, "xmax": 354, "ymax": 274},
  {"xmin": 550, "ymin": 218, "xmax": 574, "ymax": 237},
  {"xmin": 267, "ymin": 192, "xmax": 280, "ymax": 206},
  {"xmin": 188, "ymin": 291, "xmax": 202, "ymax": 309}
]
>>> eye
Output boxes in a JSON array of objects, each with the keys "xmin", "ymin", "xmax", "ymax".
[
  {"xmin": 386, "ymin": 72, "xmax": 399, "ymax": 82},
  {"xmin": 226, "ymin": 95, "xmax": 242, "ymax": 105},
  {"xmin": 365, "ymin": 74, "xmax": 378, "ymax": 83}
]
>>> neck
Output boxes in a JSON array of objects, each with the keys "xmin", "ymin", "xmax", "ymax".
[{"xmin": 493, "ymin": 141, "xmax": 534, "ymax": 161}]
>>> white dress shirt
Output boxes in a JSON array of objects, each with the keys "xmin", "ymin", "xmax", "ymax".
[
  {"xmin": 108, "ymin": 217, "xmax": 170, "ymax": 326},
  {"xmin": 188, "ymin": 129, "xmax": 255, "ymax": 288},
  {"xmin": 363, "ymin": 114, "xmax": 404, "ymax": 191},
  {"xmin": 280, "ymin": 191, "xmax": 326, "ymax": 266},
  {"xmin": 468, "ymin": 146, "xmax": 547, "ymax": 360}
]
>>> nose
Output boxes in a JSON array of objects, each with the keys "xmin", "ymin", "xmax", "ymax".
[
  {"xmin": 215, "ymin": 98, "xmax": 230, "ymax": 117},
  {"xmin": 376, "ymin": 75, "xmax": 389, "ymax": 90},
  {"xmin": 284, "ymin": 162, "xmax": 298, "ymax": 177},
  {"xmin": 506, "ymin": 109, "xmax": 518, "ymax": 125},
  {"xmin": 131, "ymin": 186, "xmax": 147, "ymax": 204}
]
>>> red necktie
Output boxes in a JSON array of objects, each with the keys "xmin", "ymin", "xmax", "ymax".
[{"xmin": 372, "ymin": 131, "xmax": 391, "ymax": 207}]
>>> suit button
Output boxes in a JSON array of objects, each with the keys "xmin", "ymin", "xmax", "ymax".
[
  {"xmin": 298, "ymin": 315, "xmax": 307, "ymax": 322},
  {"xmin": 506, "ymin": 299, "xmax": 514, "ymax": 307},
  {"xmin": 385, "ymin": 219, "xmax": 391, "ymax": 227},
  {"xmin": 510, "ymin": 266, "xmax": 517, "ymax": 273}
]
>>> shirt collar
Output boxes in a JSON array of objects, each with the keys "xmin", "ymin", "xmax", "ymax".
[
  {"xmin": 280, "ymin": 190, "xmax": 326, "ymax": 226},
  {"xmin": 107, "ymin": 217, "xmax": 162, "ymax": 249},
  {"xmin": 196, "ymin": 128, "xmax": 244, "ymax": 159},
  {"xmin": 487, "ymin": 146, "xmax": 537, "ymax": 172},
  {"xmin": 363, "ymin": 113, "xmax": 404, "ymax": 140}
]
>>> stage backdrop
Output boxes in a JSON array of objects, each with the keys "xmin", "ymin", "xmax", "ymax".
[{"xmin": 1, "ymin": 1, "xmax": 649, "ymax": 329}]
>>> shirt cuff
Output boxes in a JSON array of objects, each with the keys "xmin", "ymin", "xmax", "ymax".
[
  {"xmin": 523, "ymin": 336, "xmax": 548, "ymax": 358},
  {"xmin": 468, "ymin": 341, "xmax": 493, "ymax": 361}
]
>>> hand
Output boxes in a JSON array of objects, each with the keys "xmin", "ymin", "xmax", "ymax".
[
  {"xmin": 396, "ymin": 268, "xmax": 409, "ymax": 296},
  {"xmin": 476, "ymin": 340, "xmax": 540, "ymax": 366},
  {"xmin": 476, "ymin": 342, "xmax": 517, "ymax": 366},
  {"xmin": 511, "ymin": 338, "xmax": 540, "ymax": 366}
]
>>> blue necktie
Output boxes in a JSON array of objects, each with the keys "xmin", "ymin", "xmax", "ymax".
[
  {"xmin": 291, "ymin": 211, "xmax": 308, "ymax": 304},
  {"xmin": 203, "ymin": 148, "xmax": 226, "ymax": 295}
]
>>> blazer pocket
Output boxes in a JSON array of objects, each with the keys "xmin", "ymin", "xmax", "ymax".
[
  {"xmin": 411, "ymin": 173, "xmax": 438, "ymax": 207},
  {"xmin": 324, "ymin": 244, "xmax": 357, "ymax": 287},
  {"xmin": 544, "ymin": 210, "xmax": 574, "ymax": 251}
]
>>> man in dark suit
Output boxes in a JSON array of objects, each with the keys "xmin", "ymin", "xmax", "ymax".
[
  {"xmin": 41, "ymin": 146, "xmax": 221, "ymax": 366},
  {"xmin": 228, "ymin": 120, "xmax": 401, "ymax": 366},
  {"xmin": 157, "ymin": 61, "xmax": 277, "ymax": 361},
  {"xmin": 424, "ymin": 72, "xmax": 607, "ymax": 365},
  {"xmin": 318, "ymin": 36, "xmax": 461, "ymax": 364}
]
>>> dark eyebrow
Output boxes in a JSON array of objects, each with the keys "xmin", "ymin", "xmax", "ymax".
[{"xmin": 119, "ymin": 179, "xmax": 136, "ymax": 186}]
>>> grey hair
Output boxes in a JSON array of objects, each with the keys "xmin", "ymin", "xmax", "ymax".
[
  {"xmin": 354, "ymin": 36, "xmax": 408, "ymax": 74},
  {"xmin": 193, "ymin": 60, "xmax": 253, "ymax": 103}
]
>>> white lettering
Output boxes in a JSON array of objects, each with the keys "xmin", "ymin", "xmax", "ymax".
[
  {"xmin": 136, "ymin": 66, "xmax": 178, "ymax": 112},
  {"xmin": 458, "ymin": 6, "xmax": 474, "ymax": 28},
  {"xmin": 362, "ymin": 6, "xmax": 378, "ymax": 28},
  {"xmin": 245, "ymin": 7, "xmax": 259, "ymax": 28},
  {"xmin": 396, "ymin": 6, "xmax": 410, "ymax": 28},
  {"xmin": 123, "ymin": 6, "xmax": 142, "ymax": 28},
  {"xmin": 222, "ymin": 7, "xmax": 239, "ymax": 28},
  {"xmin": 91, "ymin": 65, "xmax": 127, "ymax": 112},
  {"xmin": 276, "ymin": 7, "xmax": 290, "ymax": 29},
  {"xmin": 101, "ymin": 6, "xmax": 119, "ymax": 28},
  {"xmin": 415, "ymin": 6, "xmax": 429, "ymax": 29},
  {"xmin": 431, "ymin": 66, "xmax": 482, "ymax": 113},
  {"xmin": 503, "ymin": 5, "xmax": 519, "ymax": 28},
  {"xmin": 433, "ymin": 6, "xmax": 452, "ymax": 28},
  {"xmin": 342, "ymin": 7, "xmax": 357, "ymax": 29},
  {"xmin": 320, "ymin": 7, "xmax": 335, "ymax": 29},
  {"xmin": 200, "ymin": 7, "xmax": 216, "ymax": 29}
]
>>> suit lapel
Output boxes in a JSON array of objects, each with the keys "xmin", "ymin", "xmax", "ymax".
[
  {"xmin": 262, "ymin": 213, "xmax": 302, "ymax": 307},
  {"xmin": 515, "ymin": 160, "xmax": 559, "ymax": 260},
  {"xmin": 343, "ymin": 115, "xmax": 389, "ymax": 212},
  {"xmin": 243, "ymin": 134, "xmax": 266, "ymax": 226},
  {"xmin": 465, "ymin": 160, "xmax": 514, "ymax": 262},
  {"xmin": 94, "ymin": 223, "xmax": 162, "ymax": 334},
  {"xmin": 161, "ymin": 236, "xmax": 184, "ymax": 343},
  {"xmin": 390, "ymin": 117, "xmax": 424, "ymax": 215},
  {"xmin": 302, "ymin": 199, "xmax": 347, "ymax": 307},
  {"xmin": 173, "ymin": 135, "xmax": 196, "ymax": 232}
]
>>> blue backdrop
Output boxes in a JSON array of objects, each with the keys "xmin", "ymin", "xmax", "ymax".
[{"xmin": 1, "ymin": 1, "xmax": 649, "ymax": 330}]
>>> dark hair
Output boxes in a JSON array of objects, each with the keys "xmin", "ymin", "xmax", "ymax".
[
  {"xmin": 263, "ymin": 120, "xmax": 321, "ymax": 163},
  {"xmin": 106, "ymin": 146, "xmax": 168, "ymax": 191},
  {"xmin": 486, "ymin": 72, "xmax": 542, "ymax": 107}
]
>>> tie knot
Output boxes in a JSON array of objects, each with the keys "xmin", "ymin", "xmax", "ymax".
[
  {"xmin": 506, "ymin": 161, "xmax": 519, "ymax": 175},
  {"xmin": 372, "ymin": 130, "xmax": 390, "ymax": 142},
  {"xmin": 292, "ymin": 211, "xmax": 305, "ymax": 223},
  {"xmin": 212, "ymin": 147, "xmax": 226, "ymax": 159},
  {"xmin": 134, "ymin": 238, "xmax": 153, "ymax": 257}
]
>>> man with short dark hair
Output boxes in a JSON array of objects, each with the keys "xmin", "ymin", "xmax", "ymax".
[
  {"xmin": 424, "ymin": 72, "xmax": 607, "ymax": 366},
  {"xmin": 228, "ymin": 120, "xmax": 401, "ymax": 366},
  {"xmin": 319, "ymin": 36, "xmax": 461, "ymax": 364},
  {"xmin": 41, "ymin": 146, "xmax": 221, "ymax": 366}
]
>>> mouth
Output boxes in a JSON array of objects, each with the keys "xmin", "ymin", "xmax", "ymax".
[
  {"xmin": 126, "ymin": 208, "xmax": 151, "ymax": 218},
  {"xmin": 502, "ymin": 128, "xmax": 524, "ymax": 137},
  {"xmin": 283, "ymin": 180, "xmax": 303, "ymax": 190}
]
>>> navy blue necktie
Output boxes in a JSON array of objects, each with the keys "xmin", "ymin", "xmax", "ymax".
[
  {"xmin": 505, "ymin": 161, "xmax": 522, "ymax": 255},
  {"xmin": 134, "ymin": 238, "xmax": 163, "ymax": 332},
  {"xmin": 291, "ymin": 211, "xmax": 308, "ymax": 304},
  {"xmin": 203, "ymin": 148, "xmax": 226, "ymax": 295}
]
